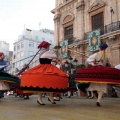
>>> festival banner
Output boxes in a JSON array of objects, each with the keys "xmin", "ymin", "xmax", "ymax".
[
  {"xmin": 59, "ymin": 40, "xmax": 68, "ymax": 58},
  {"xmin": 88, "ymin": 29, "xmax": 100, "ymax": 51}
]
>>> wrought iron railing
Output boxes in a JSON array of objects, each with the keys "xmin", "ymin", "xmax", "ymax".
[
  {"xmin": 67, "ymin": 37, "xmax": 80, "ymax": 45},
  {"xmin": 66, "ymin": 21, "xmax": 120, "ymax": 44},
  {"xmin": 84, "ymin": 21, "xmax": 120, "ymax": 40},
  {"xmin": 68, "ymin": 37, "xmax": 75, "ymax": 44},
  {"xmin": 103, "ymin": 21, "xmax": 120, "ymax": 34}
]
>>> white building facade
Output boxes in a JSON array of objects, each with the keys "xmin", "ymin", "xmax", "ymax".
[{"xmin": 12, "ymin": 28, "xmax": 54, "ymax": 73}]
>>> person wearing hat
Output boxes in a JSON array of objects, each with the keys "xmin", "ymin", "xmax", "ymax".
[
  {"xmin": 21, "ymin": 41, "xmax": 68, "ymax": 105},
  {"xmin": 86, "ymin": 42, "xmax": 110, "ymax": 106},
  {"xmin": 94, "ymin": 42, "xmax": 109, "ymax": 66}
]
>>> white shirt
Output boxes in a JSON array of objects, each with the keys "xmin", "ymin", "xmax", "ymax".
[
  {"xmin": 56, "ymin": 64, "xmax": 60, "ymax": 69},
  {"xmin": 115, "ymin": 64, "xmax": 120, "ymax": 69},
  {"xmin": 40, "ymin": 50, "xmax": 57, "ymax": 59},
  {"xmin": 86, "ymin": 53, "xmax": 97, "ymax": 65}
]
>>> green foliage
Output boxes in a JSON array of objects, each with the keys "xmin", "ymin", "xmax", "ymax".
[
  {"xmin": 106, "ymin": 62, "xmax": 111, "ymax": 67},
  {"xmin": 69, "ymin": 64, "xmax": 86, "ymax": 87},
  {"xmin": 73, "ymin": 64, "xmax": 86, "ymax": 76}
]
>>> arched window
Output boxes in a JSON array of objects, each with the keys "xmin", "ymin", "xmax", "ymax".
[{"xmin": 63, "ymin": 13, "xmax": 74, "ymax": 40}]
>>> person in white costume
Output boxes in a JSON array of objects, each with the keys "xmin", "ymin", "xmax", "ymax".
[
  {"xmin": 86, "ymin": 43, "xmax": 110, "ymax": 106},
  {"xmin": 115, "ymin": 64, "xmax": 120, "ymax": 69},
  {"xmin": 86, "ymin": 53, "xmax": 96, "ymax": 98}
]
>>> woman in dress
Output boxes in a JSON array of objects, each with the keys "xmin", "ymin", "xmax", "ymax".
[
  {"xmin": 21, "ymin": 41, "xmax": 68, "ymax": 105},
  {"xmin": 75, "ymin": 43, "xmax": 115, "ymax": 106},
  {"xmin": 0, "ymin": 52, "xmax": 20, "ymax": 101},
  {"xmin": 87, "ymin": 43, "xmax": 110, "ymax": 106}
]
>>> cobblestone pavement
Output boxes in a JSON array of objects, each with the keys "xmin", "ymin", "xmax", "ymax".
[{"xmin": 0, "ymin": 95, "xmax": 120, "ymax": 120}]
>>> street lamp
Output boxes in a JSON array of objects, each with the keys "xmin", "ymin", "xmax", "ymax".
[
  {"xmin": 64, "ymin": 57, "xmax": 78, "ymax": 73},
  {"xmin": 69, "ymin": 56, "xmax": 73, "ymax": 63},
  {"xmin": 69, "ymin": 56, "xmax": 73, "ymax": 73},
  {"xmin": 64, "ymin": 60, "xmax": 69, "ymax": 68},
  {"xmin": 73, "ymin": 58, "xmax": 78, "ymax": 66}
]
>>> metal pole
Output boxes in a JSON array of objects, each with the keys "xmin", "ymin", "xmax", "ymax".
[
  {"xmin": 110, "ymin": 7, "xmax": 114, "ymax": 24},
  {"xmin": 111, "ymin": 11, "xmax": 112, "ymax": 24},
  {"xmin": 27, "ymin": 48, "xmax": 41, "ymax": 67},
  {"xmin": 69, "ymin": 63, "xmax": 71, "ymax": 74},
  {"xmin": 18, "ymin": 48, "xmax": 41, "ymax": 75}
]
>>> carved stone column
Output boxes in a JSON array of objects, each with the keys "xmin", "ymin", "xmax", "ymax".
[
  {"xmin": 76, "ymin": 0, "xmax": 85, "ymax": 40},
  {"xmin": 76, "ymin": 0, "xmax": 85, "ymax": 64},
  {"xmin": 54, "ymin": 12, "xmax": 61, "ymax": 46}
]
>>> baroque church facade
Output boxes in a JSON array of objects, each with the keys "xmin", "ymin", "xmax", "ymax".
[{"xmin": 51, "ymin": 0, "xmax": 120, "ymax": 66}]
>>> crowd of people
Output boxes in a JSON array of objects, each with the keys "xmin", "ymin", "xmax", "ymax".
[{"xmin": 0, "ymin": 41, "xmax": 120, "ymax": 107}]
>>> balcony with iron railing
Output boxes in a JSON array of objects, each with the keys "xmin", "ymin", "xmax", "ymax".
[
  {"xmin": 65, "ymin": 36, "xmax": 81, "ymax": 45},
  {"xmin": 84, "ymin": 21, "xmax": 120, "ymax": 40},
  {"xmin": 65, "ymin": 21, "xmax": 120, "ymax": 45}
]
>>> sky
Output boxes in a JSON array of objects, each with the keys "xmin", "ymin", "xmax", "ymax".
[{"xmin": 0, "ymin": 0, "xmax": 55, "ymax": 51}]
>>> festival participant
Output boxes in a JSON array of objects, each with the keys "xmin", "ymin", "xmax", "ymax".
[
  {"xmin": 0, "ymin": 52, "xmax": 10, "ymax": 99},
  {"xmin": 86, "ymin": 54, "xmax": 97, "ymax": 99},
  {"xmin": 21, "ymin": 41, "xmax": 68, "ymax": 105},
  {"xmin": 67, "ymin": 70, "xmax": 77, "ymax": 98},
  {"xmin": 52, "ymin": 60, "xmax": 63, "ymax": 101},
  {"xmin": 0, "ymin": 52, "xmax": 20, "ymax": 101},
  {"xmin": 0, "ymin": 52, "xmax": 10, "ymax": 72},
  {"xmin": 87, "ymin": 43, "xmax": 110, "ymax": 106},
  {"xmin": 76, "ymin": 43, "xmax": 109, "ymax": 106},
  {"xmin": 0, "ymin": 52, "xmax": 7, "ymax": 70}
]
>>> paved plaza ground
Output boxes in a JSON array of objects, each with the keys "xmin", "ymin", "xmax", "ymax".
[{"xmin": 0, "ymin": 95, "xmax": 120, "ymax": 120}]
